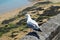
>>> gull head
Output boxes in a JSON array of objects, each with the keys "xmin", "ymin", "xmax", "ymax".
[
  {"xmin": 25, "ymin": 14, "xmax": 31, "ymax": 20},
  {"xmin": 25, "ymin": 14, "xmax": 30, "ymax": 18},
  {"xmin": 26, "ymin": 13, "xmax": 30, "ymax": 16}
]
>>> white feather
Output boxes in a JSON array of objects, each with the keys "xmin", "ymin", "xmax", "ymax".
[{"xmin": 26, "ymin": 14, "xmax": 40, "ymax": 29}]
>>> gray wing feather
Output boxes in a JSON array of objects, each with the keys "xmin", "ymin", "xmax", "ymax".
[{"xmin": 27, "ymin": 21, "xmax": 39, "ymax": 29}]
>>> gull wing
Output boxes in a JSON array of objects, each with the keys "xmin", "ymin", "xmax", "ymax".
[{"xmin": 27, "ymin": 20, "xmax": 39, "ymax": 29}]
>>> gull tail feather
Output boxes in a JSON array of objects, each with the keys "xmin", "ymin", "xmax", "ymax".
[
  {"xmin": 37, "ymin": 28, "xmax": 42, "ymax": 32},
  {"xmin": 34, "ymin": 28, "xmax": 42, "ymax": 32}
]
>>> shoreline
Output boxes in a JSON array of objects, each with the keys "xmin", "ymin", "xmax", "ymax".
[
  {"xmin": 0, "ymin": 2, "xmax": 37, "ymax": 22},
  {"xmin": 0, "ymin": 1, "xmax": 60, "ymax": 22}
]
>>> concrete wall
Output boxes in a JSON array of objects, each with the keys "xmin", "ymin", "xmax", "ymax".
[{"xmin": 20, "ymin": 13, "xmax": 60, "ymax": 40}]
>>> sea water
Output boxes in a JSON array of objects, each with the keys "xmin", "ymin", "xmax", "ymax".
[{"xmin": 0, "ymin": 0, "xmax": 30, "ymax": 13}]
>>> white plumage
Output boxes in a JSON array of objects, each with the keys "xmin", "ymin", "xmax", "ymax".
[{"xmin": 26, "ymin": 14, "xmax": 42, "ymax": 32}]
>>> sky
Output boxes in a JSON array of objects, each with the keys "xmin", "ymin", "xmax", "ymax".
[{"xmin": 0, "ymin": 0, "xmax": 30, "ymax": 13}]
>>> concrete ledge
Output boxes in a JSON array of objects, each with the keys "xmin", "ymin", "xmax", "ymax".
[
  {"xmin": 40, "ymin": 21, "xmax": 60, "ymax": 40},
  {"xmin": 52, "ymin": 32, "xmax": 60, "ymax": 40},
  {"xmin": 20, "ymin": 14, "xmax": 60, "ymax": 40},
  {"xmin": 20, "ymin": 32, "xmax": 40, "ymax": 40}
]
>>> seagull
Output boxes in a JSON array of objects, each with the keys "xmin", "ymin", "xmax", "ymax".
[{"xmin": 26, "ymin": 14, "xmax": 42, "ymax": 32}]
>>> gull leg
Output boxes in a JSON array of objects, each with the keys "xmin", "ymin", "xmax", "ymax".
[
  {"xmin": 33, "ymin": 30, "xmax": 35, "ymax": 32},
  {"xmin": 30, "ymin": 28, "xmax": 32, "ymax": 32},
  {"xmin": 29, "ymin": 28, "xmax": 33, "ymax": 32},
  {"xmin": 30, "ymin": 28, "xmax": 35, "ymax": 32},
  {"xmin": 29, "ymin": 28, "xmax": 31, "ymax": 32}
]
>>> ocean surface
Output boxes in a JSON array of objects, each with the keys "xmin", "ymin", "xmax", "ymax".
[{"xmin": 0, "ymin": 0, "xmax": 30, "ymax": 14}]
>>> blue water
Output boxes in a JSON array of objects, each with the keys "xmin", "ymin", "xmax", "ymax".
[{"xmin": 0, "ymin": 0, "xmax": 30, "ymax": 13}]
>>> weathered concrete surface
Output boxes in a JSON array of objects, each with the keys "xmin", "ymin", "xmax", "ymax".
[
  {"xmin": 20, "ymin": 32, "xmax": 40, "ymax": 40},
  {"xmin": 49, "ymin": 14, "xmax": 60, "ymax": 24},
  {"xmin": 52, "ymin": 32, "xmax": 60, "ymax": 40},
  {"xmin": 40, "ymin": 14, "xmax": 60, "ymax": 40},
  {"xmin": 20, "ymin": 14, "xmax": 60, "ymax": 40},
  {"xmin": 40, "ymin": 21, "xmax": 60, "ymax": 40},
  {"xmin": 20, "ymin": 35, "xmax": 39, "ymax": 40}
]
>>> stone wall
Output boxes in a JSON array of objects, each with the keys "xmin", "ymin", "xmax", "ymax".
[
  {"xmin": 20, "ymin": 13, "xmax": 60, "ymax": 40},
  {"xmin": 52, "ymin": 32, "xmax": 60, "ymax": 40}
]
